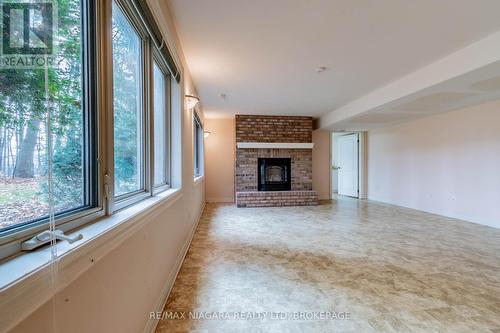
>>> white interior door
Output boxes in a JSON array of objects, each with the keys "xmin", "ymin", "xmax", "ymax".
[
  {"xmin": 338, "ymin": 133, "xmax": 359, "ymax": 197},
  {"xmin": 331, "ymin": 133, "xmax": 338, "ymax": 195}
]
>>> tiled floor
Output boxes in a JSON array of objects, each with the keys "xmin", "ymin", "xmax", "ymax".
[{"xmin": 155, "ymin": 197, "xmax": 500, "ymax": 332}]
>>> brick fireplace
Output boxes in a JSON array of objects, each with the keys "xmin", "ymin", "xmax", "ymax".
[{"xmin": 235, "ymin": 115, "xmax": 318, "ymax": 207}]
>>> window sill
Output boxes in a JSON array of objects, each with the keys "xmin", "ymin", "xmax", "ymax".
[{"xmin": 0, "ymin": 187, "xmax": 183, "ymax": 333}]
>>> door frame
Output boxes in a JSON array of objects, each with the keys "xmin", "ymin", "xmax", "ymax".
[{"xmin": 331, "ymin": 131, "xmax": 367, "ymax": 199}]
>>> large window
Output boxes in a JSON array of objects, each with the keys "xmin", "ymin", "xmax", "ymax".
[
  {"xmin": 193, "ymin": 112, "xmax": 204, "ymax": 178},
  {"xmin": 112, "ymin": 1, "xmax": 144, "ymax": 198},
  {"xmin": 0, "ymin": 0, "xmax": 181, "ymax": 260},
  {"xmin": 0, "ymin": 0, "xmax": 97, "ymax": 235}
]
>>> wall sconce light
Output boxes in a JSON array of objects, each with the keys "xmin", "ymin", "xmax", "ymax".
[
  {"xmin": 204, "ymin": 131, "xmax": 211, "ymax": 138},
  {"xmin": 185, "ymin": 94, "xmax": 200, "ymax": 109}
]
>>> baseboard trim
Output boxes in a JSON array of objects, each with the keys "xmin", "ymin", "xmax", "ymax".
[
  {"xmin": 143, "ymin": 202, "xmax": 206, "ymax": 333},
  {"xmin": 206, "ymin": 197, "xmax": 235, "ymax": 203},
  {"xmin": 317, "ymin": 192, "xmax": 331, "ymax": 200},
  {"xmin": 366, "ymin": 196, "xmax": 499, "ymax": 230}
]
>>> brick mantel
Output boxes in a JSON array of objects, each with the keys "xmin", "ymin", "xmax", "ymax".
[{"xmin": 236, "ymin": 142, "xmax": 314, "ymax": 149}]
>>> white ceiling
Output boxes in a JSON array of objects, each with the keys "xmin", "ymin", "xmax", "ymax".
[
  {"xmin": 328, "ymin": 60, "xmax": 500, "ymax": 131},
  {"xmin": 169, "ymin": 0, "xmax": 500, "ymax": 118}
]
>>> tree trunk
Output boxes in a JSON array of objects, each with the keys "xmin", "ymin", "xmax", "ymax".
[
  {"xmin": 0, "ymin": 128, "xmax": 4, "ymax": 175},
  {"xmin": 13, "ymin": 119, "xmax": 40, "ymax": 178}
]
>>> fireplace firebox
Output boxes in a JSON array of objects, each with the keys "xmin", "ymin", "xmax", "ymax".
[{"xmin": 258, "ymin": 158, "xmax": 291, "ymax": 191}]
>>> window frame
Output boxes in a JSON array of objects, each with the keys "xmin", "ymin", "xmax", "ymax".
[
  {"xmin": 193, "ymin": 111, "xmax": 204, "ymax": 178},
  {"xmin": 0, "ymin": 0, "xmax": 103, "ymax": 259},
  {"xmin": 110, "ymin": 0, "xmax": 152, "ymax": 211},
  {"xmin": 151, "ymin": 50, "xmax": 172, "ymax": 194}
]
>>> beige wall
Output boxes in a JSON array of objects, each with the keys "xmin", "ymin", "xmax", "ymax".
[
  {"xmin": 10, "ymin": 1, "xmax": 206, "ymax": 332},
  {"xmin": 367, "ymin": 100, "xmax": 500, "ymax": 229},
  {"xmin": 205, "ymin": 118, "xmax": 235, "ymax": 202},
  {"xmin": 312, "ymin": 130, "xmax": 331, "ymax": 200}
]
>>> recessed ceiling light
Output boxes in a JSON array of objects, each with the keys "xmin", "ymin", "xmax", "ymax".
[{"xmin": 315, "ymin": 66, "xmax": 328, "ymax": 73}]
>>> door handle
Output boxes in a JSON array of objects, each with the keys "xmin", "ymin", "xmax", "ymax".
[{"xmin": 332, "ymin": 166, "xmax": 341, "ymax": 170}]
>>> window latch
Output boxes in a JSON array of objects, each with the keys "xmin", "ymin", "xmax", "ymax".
[
  {"xmin": 21, "ymin": 230, "xmax": 84, "ymax": 251},
  {"xmin": 104, "ymin": 173, "xmax": 112, "ymax": 199}
]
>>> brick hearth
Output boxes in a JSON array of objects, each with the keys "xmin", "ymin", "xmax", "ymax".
[{"xmin": 236, "ymin": 191, "xmax": 318, "ymax": 208}]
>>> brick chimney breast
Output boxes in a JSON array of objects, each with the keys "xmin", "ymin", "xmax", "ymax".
[{"xmin": 235, "ymin": 115, "xmax": 318, "ymax": 207}]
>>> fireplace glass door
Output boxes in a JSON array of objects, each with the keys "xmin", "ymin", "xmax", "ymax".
[{"xmin": 258, "ymin": 158, "xmax": 291, "ymax": 191}]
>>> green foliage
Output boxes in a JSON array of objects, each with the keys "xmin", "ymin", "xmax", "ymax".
[
  {"xmin": 0, "ymin": 0, "xmax": 85, "ymax": 213},
  {"xmin": 49, "ymin": 0, "xmax": 84, "ymax": 210},
  {"xmin": 1, "ymin": 0, "xmax": 146, "ymax": 218},
  {"xmin": 112, "ymin": 2, "xmax": 142, "ymax": 195}
]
